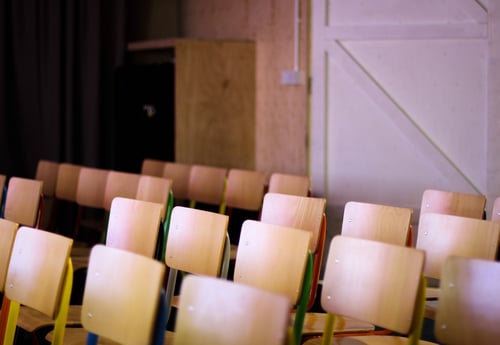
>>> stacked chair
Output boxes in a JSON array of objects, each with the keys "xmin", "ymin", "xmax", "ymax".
[
  {"xmin": 34, "ymin": 160, "xmax": 59, "ymax": 229},
  {"xmin": 3, "ymin": 226, "xmax": 73, "ymax": 345},
  {"xmin": 173, "ymin": 275, "xmax": 292, "ymax": 345},
  {"xmin": 0, "ymin": 219, "xmax": 19, "ymax": 343},
  {"xmin": 3, "ymin": 177, "xmax": 44, "ymax": 228}
]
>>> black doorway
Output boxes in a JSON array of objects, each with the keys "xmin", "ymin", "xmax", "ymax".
[{"xmin": 112, "ymin": 62, "xmax": 175, "ymax": 173}]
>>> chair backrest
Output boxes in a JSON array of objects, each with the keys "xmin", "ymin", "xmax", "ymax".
[
  {"xmin": 174, "ymin": 275, "xmax": 291, "ymax": 345},
  {"xmin": 260, "ymin": 193, "xmax": 326, "ymax": 312},
  {"xmin": 321, "ymin": 235, "xmax": 425, "ymax": 337},
  {"xmin": 103, "ymin": 171, "xmax": 141, "ymax": 211},
  {"xmin": 224, "ymin": 169, "xmax": 266, "ymax": 212},
  {"xmin": 416, "ymin": 213, "xmax": 500, "ymax": 280},
  {"xmin": 419, "ymin": 189, "xmax": 486, "ymax": 220},
  {"xmin": 136, "ymin": 175, "xmax": 172, "ymax": 221},
  {"xmin": 0, "ymin": 219, "xmax": 19, "ymax": 343},
  {"xmin": 75, "ymin": 167, "xmax": 109, "ymax": 209},
  {"xmin": 4, "ymin": 227, "xmax": 73, "ymax": 345},
  {"xmin": 267, "ymin": 172, "xmax": 310, "ymax": 197},
  {"xmin": 164, "ymin": 206, "xmax": 229, "ymax": 322},
  {"xmin": 54, "ymin": 163, "xmax": 81, "ymax": 202},
  {"xmin": 234, "ymin": 219, "xmax": 311, "ymax": 306},
  {"xmin": 106, "ymin": 197, "xmax": 164, "ymax": 258},
  {"xmin": 165, "ymin": 206, "xmax": 229, "ymax": 277},
  {"xmin": 81, "ymin": 244, "xmax": 166, "ymax": 345},
  {"xmin": 136, "ymin": 175, "xmax": 174, "ymax": 261},
  {"xmin": 435, "ymin": 256, "xmax": 500, "ymax": 345},
  {"xmin": 186, "ymin": 164, "xmax": 227, "ymax": 211},
  {"xmin": 490, "ymin": 196, "xmax": 500, "ymax": 223},
  {"xmin": 4, "ymin": 177, "xmax": 43, "ymax": 227},
  {"xmin": 0, "ymin": 219, "xmax": 19, "ymax": 292},
  {"xmin": 35, "ymin": 160, "xmax": 59, "ymax": 198},
  {"xmin": 140, "ymin": 158, "xmax": 166, "ymax": 177},
  {"xmin": 163, "ymin": 162, "xmax": 191, "ymax": 201},
  {"xmin": 260, "ymin": 193, "xmax": 326, "ymax": 254},
  {"xmin": 0, "ymin": 174, "xmax": 6, "ymax": 215},
  {"xmin": 233, "ymin": 220, "xmax": 312, "ymax": 345},
  {"xmin": 341, "ymin": 201, "xmax": 413, "ymax": 246}
]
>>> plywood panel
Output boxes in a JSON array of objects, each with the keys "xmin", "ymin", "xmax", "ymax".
[
  {"xmin": 180, "ymin": 0, "xmax": 309, "ymax": 175},
  {"xmin": 175, "ymin": 39, "xmax": 256, "ymax": 169}
]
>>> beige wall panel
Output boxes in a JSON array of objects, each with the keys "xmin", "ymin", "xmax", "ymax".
[
  {"xmin": 175, "ymin": 39, "xmax": 256, "ymax": 169},
  {"xmin": 180, "ymin": 0, "xmax": 308, "ymax": 175}
]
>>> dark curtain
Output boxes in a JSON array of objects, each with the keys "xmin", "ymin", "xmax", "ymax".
[{"xmin": 0, "ymin": 0, "xmax": 125, "ymax": 179}]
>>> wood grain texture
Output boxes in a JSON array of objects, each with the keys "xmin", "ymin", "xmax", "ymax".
[{"xmin": 175, "ymin": 39, "xmax": 256, "ymax": 169}]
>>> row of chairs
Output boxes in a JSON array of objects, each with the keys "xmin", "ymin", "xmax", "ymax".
[
  {"xmin": 3, "ymin": 204, "xmax": 497, "ymax": 345},
  {"xmin": 31, "ymin": 159, "xmax": 313, "ymax": 265},
  {"xmin": 3, "ymin": 159, "xmax": 500, "ymax": 344}
]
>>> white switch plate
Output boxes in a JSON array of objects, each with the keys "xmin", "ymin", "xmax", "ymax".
[{"xmin": 281, "ymin": 70, "xmax": 305, "ymax": 86}]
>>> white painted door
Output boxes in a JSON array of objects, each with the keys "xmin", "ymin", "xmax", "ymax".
[{"xmin": 310, "ymin": 0, "xmax": 500, "ymax": 235}]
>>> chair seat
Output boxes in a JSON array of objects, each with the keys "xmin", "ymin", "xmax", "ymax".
[
  {"xmin": 293, "ymin": 312, "xmax": 374, "ymax": 335},
  {"xmin": 18, "ymin": 305, "xmax": 82, "ymax": 332},
  {"xmin": 426, "ymin": 286, "xmax": 440, "ymax": 299},
  {"xmin": 71, "ymin": 256, "xmax": 89, "ymax": 271},
  {"xmin": 71, "ymin": 245, "xmax": 92, "ymax": 257},
  {"xmin": 46, "ymin": 327, "xmax": 120, "ymax": 345},
  {"xmin": 302, "ymin": 335, "xmax": 437, "ymax": 344},
  {"xmin": 230, "ymin": 244, "xmax": 238, "ymax": 260},
  {"xmin": 163, "ymin": 330, "xmax": 175, "ymax": 344},
  {"xmin": 424, "ymin": 299, "xmax": 439, "ymax": 320}
]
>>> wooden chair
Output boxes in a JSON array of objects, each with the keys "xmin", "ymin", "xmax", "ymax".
[
  {"xmin": 48, "ymin": 163, "xmax": 81, "ymax": 233},
  {"xmin": 233, "ymin": 220, "xmax": 312, "ymax": 345},
  {"xmin": 63, "ymin": 245, "xmax": 166, "ymax": 345},
  {"xmin": 419, "ymin": 189, "xmax": 486, "ymax": 220},
  {"xmin": 341, "ymin": 201, "xmax": 413, "ymax": 246},
  {"xmin": 172, "ymin": 275, "xmax": 292, "ymax": 345},
  {"xmin": 302, "ymin": 235, "xmax": 427, "ymax": 345},
  {"xmin": 141, "ymin": 158, "xmax": 167, "ymax": 177},
  {"xmin": 35, "ymin": 160, "xmax": 59, "ymax": 198},
  {"xmin": 136, "ymin": 175, "xmax": 174, "ymax": 261},
  {"xmin": 416, "ymin": 213, "xmax": 500, "ymax": 319},
  {"xmin": 54, "ymin": 164, "xmax": 81, "ymax": 203},
  {"xmin": 3, "ymin": 177, "xmax": 44, "ymax": 228},
  {"xmin": 98, "ymin": 170, "xmax": 142, "ymax": 243},
  {"xmin": 186, "ymin": 164, "xmax": 227, "ymax": 213},
  {"xmin": 434, "ymin": 256, "xmax": 500, "ymax": 345},
  {"xmin": 267, "ymin": 172, "xmax": 310, "ymax": 197},
  {"xmin": 164, "ymin": 206, "xmax": 229, "ymax": 325},
  {"xmin": 0, "ymin": 219, "xmax": 19, "ymax": 343},
  {"xmin": 0, "ymin": 174, "xmax": 6, "ymax": 217},
  {"xmin": 103, "ymin": 171, "xmax": 141, "ymax": 212},
  {"xmin": 490, "ymin": 196, "xmax": 500, "ymax": 222},
  {"xmin": 35, "ymin": 160, "xmax": 59, "ymax": 229},
  {"xmin": 136, "ymin": 175, "xmax": 172, "ymax": 222},
  {"xmin": 163, "ymin": 162, "xmax": 191, "ymax": 204},
  {"xmin": 73, "ymin": 167, "xmax": 109, "ymax": 242},
  {"xmin": 104, "ymin": 197, "xmax": 164, "ymax": 257},
  {"xmin": 71, "ymin": 195, "xmax": 165, "ymax": 267},
  {"xmin": 260, "ymin": 192, "xmax": 327, "ymax": 311},
  {"xmin": 3, "ymin": 227, "xmax": 73, "ymax": 345},
  {"xmin": 299, "ymin": 200, "xmax": 413, "ymax": 338},
  {"xmin": 223, "ymin": 168, "xmax": 267, "ymax": 255}
]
